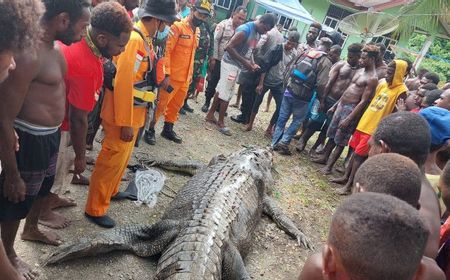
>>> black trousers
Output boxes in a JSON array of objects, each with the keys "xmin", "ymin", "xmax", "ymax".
[
  {"xmin": 240, "ymin": 81, "xmax": 258, "ymax": 124},
  {"xmin": 252, "ymin": 83, "xmax": 284, "ymax": 126},
  {"xmin": 204, "ymin": 59, "xmax": 221, "ymax": 104}
]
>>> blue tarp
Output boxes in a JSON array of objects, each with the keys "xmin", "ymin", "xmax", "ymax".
[{"xmin": 254, "ymin": 0, "xmax": 316, "ymax": 25}]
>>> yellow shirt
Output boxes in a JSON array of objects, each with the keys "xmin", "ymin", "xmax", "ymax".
[
  {"xmin": 356, "ymin": 60, "xmax": 408, "ymax": 135},
  {"xmin": 101, "ymin": 21, "xmax": 153, "ymax": 128}
]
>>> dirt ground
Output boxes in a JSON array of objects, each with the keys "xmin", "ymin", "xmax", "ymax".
[{"xmin": 16, "ymin": 93, "xmax": 343, "ymax": 280}]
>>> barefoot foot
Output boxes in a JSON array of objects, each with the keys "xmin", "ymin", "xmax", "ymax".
[
  {"xmin": 242, "ymin": 125, "xmax": 252, "ymax": 132},
  {"xmin": 335, "ymin": 186, "xmax": 352, "ymax": 196},
  {"xmin": 329, "ymin": 176, "xmax": 348, "ymax": 185},
  {"xmin": 311, "ymin": 156, "xmax": 327, "ymax": 164},
  {"xmin": 39, "ymin": 209, "xmax": 71, "ymax": 229},
  {"xmin": 71, "ymin": 174, "xmax": 90, "ymax": 185},
  {"xmin": 48, "ymin": 193, "xmax": 76, "ymax": 209},
  {"xmin": 8, "ymin": 255, "xmax": 38, "ymax": 280},
  {"xmin": 318, "ymin": 166, "xmax": 332, "ymax": 175},
  {"xmin": 21, "ymin": 227, "xmax": 63, "ymax": 246},
  {"xmin": 204, "ymin": 117, "xmax": 217, "ymax": 125}
]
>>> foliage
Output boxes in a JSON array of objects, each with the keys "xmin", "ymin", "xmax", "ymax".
[
  {"xmin": 395, "ymin": 0, "xmax": 448, "ymax": 39},
  {"xmin": 398, "ymin": 33, "xmax": 450, "ymax": 83}
]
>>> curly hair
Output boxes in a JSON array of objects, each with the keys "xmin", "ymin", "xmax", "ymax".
[
  {"xmin": 91, "ymin": 2, "xmax": 133, "ymax": 37},
  {"xmin": 0, "ymin": 0, "xmax": 44, "ymax": 53},
  {"xmin": 347, "ymin": 43, "xmax": 363, "ymax": 54},
  {"xmin": 362, "ymin": 44, "xmax": 380, "ymax": 59},
  {"xmin": 42, "ymin": 0, "xmax": 90, "ymax": 22}
]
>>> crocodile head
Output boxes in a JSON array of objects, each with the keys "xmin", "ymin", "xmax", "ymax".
[{"xmin": 232, "ymin": 147, "xmax": 274, "ymax": 186}]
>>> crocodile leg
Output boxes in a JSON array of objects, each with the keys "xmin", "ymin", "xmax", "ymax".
[
  {"xmin": 222, "ymin": 241, "xmax": 251, "ymax": 280},
  {"xmin": 262, "ymin": 195, "xmax": 313, "ymax": 249},
  {"xmin": 44, "ymin": 220, "xmax": 181, "ymax": 265}
]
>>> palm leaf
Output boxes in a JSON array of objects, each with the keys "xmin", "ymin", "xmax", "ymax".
[{"xmin": 394, "ymin": 0, "xmax": 448, "ymax": 38}]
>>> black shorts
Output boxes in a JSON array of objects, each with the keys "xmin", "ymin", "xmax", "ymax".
[{"xmin": 0, "ymin": 122, "xmax": 60, "ymax": 222}]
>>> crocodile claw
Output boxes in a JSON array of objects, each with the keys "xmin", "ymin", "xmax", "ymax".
[{"xmin": 297, "ymin": 233, "xmax": 314, "ymax": 250}]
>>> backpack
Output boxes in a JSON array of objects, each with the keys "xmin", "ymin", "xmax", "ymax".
[{"xmin": 287, "ymin": 50, "xmax": 325, "ymax": 101}]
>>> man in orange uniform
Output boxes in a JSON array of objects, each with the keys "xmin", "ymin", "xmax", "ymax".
[
  {"xmin": 85, "ymin": 0, "xmax": 178, "ymax": 228},
  {"xmin": 145, "ymin": 0, "xmax": 212, "ymax": 145}
]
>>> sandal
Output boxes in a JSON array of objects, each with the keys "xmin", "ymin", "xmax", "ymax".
[{"xmin": 218, "ymin": 127, "xmax": 232, "ymax": 136}]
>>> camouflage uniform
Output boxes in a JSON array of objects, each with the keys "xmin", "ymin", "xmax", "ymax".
[{"xmin": 188, "ymin": 21, "xmax": 214, "ymax": 96}]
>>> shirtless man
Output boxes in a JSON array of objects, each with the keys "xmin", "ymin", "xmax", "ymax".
[
  {"xmin": 373, "ymin": 42, "xmax": 387, "ymax": 80},
  {"xmin": 299, "ymin": 154, "xmax": 445, "ymax": 280},
  {"xmin": 296, "ymin": 43, "xmax": 362, "ymax": 154},
  {"xmin": 0, "ymin": 1, "xmax": 44, "ymax": 279},
  {"xmin": 0, "ymin": 1, "xmax": 90, "ymax": 279},
  {"xmin": 312, "ymin": 45, "xmax": 378, "ymax": 174}
]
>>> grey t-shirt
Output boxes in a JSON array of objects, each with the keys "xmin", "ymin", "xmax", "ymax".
[{"xmin": 264, "ymin": 44, "xmax": 298, "ymax": 87}]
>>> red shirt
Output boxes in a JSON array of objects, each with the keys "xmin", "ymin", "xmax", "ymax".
[{"xmin": 59, "ymin": 39, "xmax": 103, "ymax": 131}]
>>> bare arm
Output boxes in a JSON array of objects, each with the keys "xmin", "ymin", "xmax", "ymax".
[
  {"xmin": 69, "ymin": 105, "xmax": 88, "ymax": 174},
  {"xmin": 0, "ymin": 54, "xmax": 39, "ymax": 202},
  {"xmin": 225, "ymin": 31, "xmax": 254, "ymax": 71},
  {"xmin": 322, "ymin": 61, "xmax": 343, "ymax": 103},
  {"xmin": 315, "ymin": 58, "xmax": 332, "ymax": 100}
]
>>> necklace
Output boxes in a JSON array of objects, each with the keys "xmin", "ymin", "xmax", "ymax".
[{"xmin": 85, "ymin": 27, "xmax": 102, "ymax": 58}]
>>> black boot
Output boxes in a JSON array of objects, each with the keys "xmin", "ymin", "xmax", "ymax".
[
  {"xmin": 144, "ymin": 128, "xmax": 156, "ymax": 145},
  {"xmin": 201, "ymin": 101, "xmax": 210, "ymax": 113},
  {"xmin": 161, "ymin": 122, "xmax": 182, "ymax": 143},
  {"xmin": 183, "ymin": 101, "xmax": 194, "ymax": 113}
]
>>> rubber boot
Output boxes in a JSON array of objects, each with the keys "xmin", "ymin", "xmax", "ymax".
[
  {"xmin": 183, "ymin": 100, "xmax": 194, "ymax": 113},
  {"xmin": 144, "ymin": 128, "xmax": 156, "ymax": 145},
  {"xmin": 201, "ymin": 100, "xmax": 210, "ymax": 113},
  {"xmin": 161, "ymin": 122, "xmax": 182, "ymax": 144}
]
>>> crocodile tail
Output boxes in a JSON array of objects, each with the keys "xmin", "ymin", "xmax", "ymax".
[
  {"xmin": 43, "ymin": 227, "xmax": 135, "ymax": 265},
  {"xmin": 44, "ymin": 222, "xmax": 181, "ymax": 265}
]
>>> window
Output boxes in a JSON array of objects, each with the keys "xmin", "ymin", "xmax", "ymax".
[
  {"xmin": 371, "ymin": 34, "xmax": 399, "ymax": 62},
  {"xmin": 278, "ymin": 15, "xmax": 293, "ymax": 30},
  {"xmin": 320, "ymin": 4, "xmax": 353, "ymax": 46},
  {"xmin": 321, "ymin": 16, "xmax": 349, "ymax": 46},
  {"xmin": 264, "ymin": 12, "xmax": 293, "ymax": 31},
  {"xmin": 215, "ymin": 0, "xmax": 232, "ymax": 10}
]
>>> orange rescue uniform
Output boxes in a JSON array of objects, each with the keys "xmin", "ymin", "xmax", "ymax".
[
  {"xmin": 85, "ymin": 21, "xmax": 154, "ymax": 216},
  {"xmin": 154, "ymin": 18, "xmax": 199, "ymax": 124}
]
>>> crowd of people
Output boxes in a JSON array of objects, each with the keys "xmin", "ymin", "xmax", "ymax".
[{"xmin": 0, "ymin": 0, "xmax": 449, "ymax": 279}]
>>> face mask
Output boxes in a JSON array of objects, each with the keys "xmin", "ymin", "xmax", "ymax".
[
  {"xmin": 157, "ymin": 26, "xmax": 170, "ymax": 41},
  {"xmin": 192, "ymin": 15, "xmax": 204, "ymax": 27}
]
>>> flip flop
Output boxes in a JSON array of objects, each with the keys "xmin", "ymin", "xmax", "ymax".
[{"xmin": 218, "ymin": 127, "xmax": 232, "ymax": 136}]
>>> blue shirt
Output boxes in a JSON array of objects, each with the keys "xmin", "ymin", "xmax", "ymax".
[{"xmin": 222, "ymin": 22, "xmax": 259, "ymax": 69}]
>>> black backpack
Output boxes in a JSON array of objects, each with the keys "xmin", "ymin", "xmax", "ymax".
[{"xmin": 287, "ymin": 50, "xmax": 325, "ymax": 101}]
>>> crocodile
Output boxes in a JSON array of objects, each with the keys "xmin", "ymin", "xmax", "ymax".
[
  {"xmin": 44, "ymin": 147, "xmax": 312, "ymax": 279},
  {"xmin": 134, "ymin": 152, "xmax": 206, "ymax": 176}
]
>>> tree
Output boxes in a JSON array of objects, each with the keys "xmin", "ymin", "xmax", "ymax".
[
  {"xmin": 395, "ymin": 0, "xmax": 448, "ymax": 38},
  {"xmin": 400, "ymin": 33, "xmax": 450, "ymax": 84}
]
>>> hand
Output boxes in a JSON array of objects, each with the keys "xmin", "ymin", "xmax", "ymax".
[
  {"xmin": 256, "ymin": 84, "xmax": 264, "ymax": 95},
  {"xmin": 3, "ymin": 173, "xmax": 26, "ymax": 203},
  {"xmin": 14, "ymin": 130, "xmax": 19, "ymax": 151},
  {"xmin": 250, "ymin": 63, "xmax": 261, "ymax": 72},
  {"xmin": 396, "ymin": 98, "xmax": 407, "ymax": 111},
  {"xmin": 339, "ymin": 117, "xmax": 351, "ymax": 129},
  {"xmin": 73, "ymin": 156, "xmax": 86, "ymax": 174},
  {"xmin": 120, "ymin": 126, "xmax": 134, "ymax": 142},
  {"xmin": 160, "ymin": 76, "xmax": 170, "ymax": 90},
  {"xmin": 327, "ymin": 106, "xmax": 336, "ymax": 116}
]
